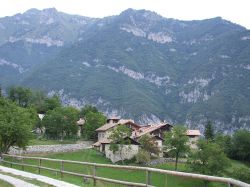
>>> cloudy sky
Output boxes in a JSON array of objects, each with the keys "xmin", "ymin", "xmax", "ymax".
[{"xmin": 0, "ymin": 0, "xmax": 249, "ymax": 29}]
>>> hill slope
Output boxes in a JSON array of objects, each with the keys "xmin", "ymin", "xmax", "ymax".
[{"xmin": 1, "ymin": 8, "xmax": 250, "ymax": 132}]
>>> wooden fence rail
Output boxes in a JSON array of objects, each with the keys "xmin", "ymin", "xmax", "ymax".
[{"xmin": 2, "ymin": 154, "xmax": 250, "ymax": 187}]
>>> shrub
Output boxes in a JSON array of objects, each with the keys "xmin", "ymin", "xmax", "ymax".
[
  {"xmin": 136, "ymin": 149, "xmax": 150, "ymax": 164},
  {"xmin": 232, "ymin": 167, "xmax": 250, "ymax": 183}
]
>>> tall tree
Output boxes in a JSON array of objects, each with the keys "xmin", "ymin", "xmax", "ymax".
[
  {"xmin": 8, "ymin": 86, "xmax": 32, "ymax": 107},
  {"xmin": 30, "ymin": 90, "xmax": 46, "ymax": 113},
  {"xmin": 0, "ymin": 97, "xmax": 36, "ymax": 156},
  {"xmin": 204, "ymin": 121, "xmax": 214, "ymax": 142},
  {"xmin": 108, "ymin": 124, "xmax": 132, "ymax": 164},
  {"xmin": 43, "ymin": 106, "xmax": 79, "ymax": 140},
  {"xmin": 80, "ymin": 105, "xmax": 98, "ymax": 117},
  {"xmin": 187, "ymin": 140, "xmax": 230, "ymax": 176},
  {"xmin": 231, "ymin": 130, "xmax": 250, "ymax": 161},
  {"xmin": 82, "ymin": 106, "xmax": 106, "ymax": 140},
  {"xmin": 214, "ymin": 133, "xmax": 232, "ymax": 157},
  {"xmin": 164, "ymin": 125, "xmax": 190, "ymax": 170},
  {"xmin": 44, "ymin": 95, "xmax": 61, "ymax": 112}
]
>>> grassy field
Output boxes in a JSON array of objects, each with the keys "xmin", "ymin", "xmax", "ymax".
[{"xmin": 2, "ymin": 149, "xmax": 229, "ymax": 187}]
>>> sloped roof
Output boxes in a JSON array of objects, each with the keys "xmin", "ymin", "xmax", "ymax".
[
  {"xmin": 96, "ymin": 119, "xmax": 139, "ymax": 131},
  {"xmin": 186, "ymin": 130, "xmax": 201, "ymax": 136},
  {"xmin": 92, "ymin": 139, "xmax": 111, "ymax": 146},
  {"xmin": 96, "ymin": 123, "xmax": 118, "ymax": 131},
  {"xmin": 135, "ymin": 123, "xmax": 170, "ymax": 138}
]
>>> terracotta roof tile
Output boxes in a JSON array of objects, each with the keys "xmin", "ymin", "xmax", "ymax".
[{"xmin": 186, "ymin": 130, "xmax": 201, "ymax": 136}]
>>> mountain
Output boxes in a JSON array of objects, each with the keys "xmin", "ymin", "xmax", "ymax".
[{"xmin": 0, "ymin": 8, "xmax": 250, "ymax": 132}]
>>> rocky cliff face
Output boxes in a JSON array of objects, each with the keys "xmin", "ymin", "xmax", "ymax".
[{"xmin": 0, "ymin": 8, "xmax": 250, "ymax": 132}]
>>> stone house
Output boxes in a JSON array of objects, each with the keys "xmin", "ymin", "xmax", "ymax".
[
  {"xmin": 93, "ymin": 117, "xmax": 141, "ymax": 153},
  {"xmin": 93, "ymin": 118, "xmax": 172, "ymax": 162},
  {"xmin": 132, "ymin": 123, "xmax": 172, "ymax": 157},
  {"xmin": 104, "ymin": 137, "xmax": 140, "ymax": 163},
  {"xmin": 186, "ymin": 130, "xmax": 201, "ymax": 149}
]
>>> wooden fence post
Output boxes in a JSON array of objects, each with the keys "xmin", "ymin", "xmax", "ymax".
[
  {"xmin": 61, "ymin": 161, "xmax": 64, "ymax": 179},
  {"xmin": 38, "ymin": 159, "xmax": 41, "ymax": 174},
  {"xmin": 165, "ymin": 174, "xmax": 168, "ymax": 187},
  {"xmin": 93, "ymin": 165, "xmax": 97, "ymax": 186},
  {"xmin": 228, "ymin": 183, "xmax": 234, "ymax": 187},
  {"xmin": 146, "ymin": 169, "xmax": 151, "ymax": 186},
  {"xmin": 21, "ymin": 157, "xmax": 24, "ymax": 171}
]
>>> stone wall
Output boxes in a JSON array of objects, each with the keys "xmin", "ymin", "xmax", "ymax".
[
  {"xmin": 8, "ymin": 141, "xmax": 93, "ymax": 155},
  {"xmin": 105, "ymin": 144, "xmax": 139, "ymax": 163}
]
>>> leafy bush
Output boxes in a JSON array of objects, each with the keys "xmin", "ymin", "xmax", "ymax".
[
  {"xmin": 231, "ymin": 167, "xmax": 250, "ymax": 183},
  {"xmin": 136, "ymin": 149, "xmax": 150, "ymax": 165}
]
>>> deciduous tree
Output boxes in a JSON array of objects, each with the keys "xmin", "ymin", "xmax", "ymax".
[
  {"xmin": 231, "ymin": 130, "xmax": 250, "ymax": 161},
  {"xmin": 82, "ymin": 106, "xmax": 106, "ymax": 140},
  {"xmin": 0, "ymin": 97, "xmax": 36, "ymax": 156},
  {"xmin": 43, "ymin": 106, "xmax": 79, "ymax": 140},
  {"xmin": 164, "ymin": 125, "xmax": 189, "ymax": 170},
  {"xmin": 187, "ymin": 140, "xmax": 230, "ymax": 176},
  {"xmin": 108, "ymin": 124, "xmax": 132, "ymax": 164},
  {"xmin": 8, "ymin": 86, "xmax": 32, "ymax": 107},
  {"xmin": 138, "ymin": 134, "xmax": 160, "ymax": 156}
]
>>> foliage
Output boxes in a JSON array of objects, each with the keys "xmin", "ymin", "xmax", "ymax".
[
  {"xmin": 80, "ymin": 105, "xmax": 98, "ymax": 117},
  {"xmin": 108, "ymin": 124, "xmax": 132, "ymax": 164},
  {"xmin": 1, "ymin": 9, "xmax": 250, "ymax": 131},
  {"xmin": 83, "ymin": 108, "xmax": 106, "ymax": 140},
  {"xmin": 230, "ymin": 130, "xmax": 250, "ymax": 161},
  {"xmin": 136, "ymin": 149, "xmax": 151, "ymax": 164},
  {"xmin": 214, "ymin": 133, "xmax": 232, "ymax": 156},
  {"xmin": 138, "ymin": 134, "xmax": 160, "ymax": 156},
  {"xmin": 164, "ymin": 125, "xmax": 190, "ymax": 170},
  {"xmin": 44, "ymin": 95, "xmax": 61, "ymax": 112},
  {"xmin": 0, "ymin": 97, "xmax": 36, "ymax": 154},
  {"xmin": 204, "ymin": 121, "xmax": 214, "ymax": 142},
  {"xmin": 30, "ymin": 90, "xmax": 47, "ymax": 114},
  {"xmin": 187, "ymin": 140, "xmax": 231, "ymax": 176},
  {"xmin": 42, "ymin": 106, "xmax": 79, "ymax": 140},
  {"xmin": 231, "ymin": 167, "xmax": 250, "ymax": 183},
  {"xmin": 8, "ymin": 86, "xmax": 32, "ymax": 108}
]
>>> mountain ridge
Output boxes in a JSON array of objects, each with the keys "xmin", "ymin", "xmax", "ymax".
[{"xmin": 0, "ymin": 8, "xmax": 250, "ymax": 133}]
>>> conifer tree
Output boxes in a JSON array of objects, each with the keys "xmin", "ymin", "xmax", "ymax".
[{"xmin": 204, "ymin": 121, "xmax": 214, "ymax": 142}]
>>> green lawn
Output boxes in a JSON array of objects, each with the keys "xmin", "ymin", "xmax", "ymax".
[{"xmin": 2, "ymin": 149, "xmax": 229, "ymax": 187}]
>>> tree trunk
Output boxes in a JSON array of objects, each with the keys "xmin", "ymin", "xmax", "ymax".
[{"xmin": 175, "ymin": 152, "xmax": 179, "ymax": 170}]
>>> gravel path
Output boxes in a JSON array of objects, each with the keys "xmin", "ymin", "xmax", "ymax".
[
  {"xmin": 0, "ymin": 166, "xmax": 79, "ymax": 187},
  {"xmin": 0, "ymin": 173, "xmax": 38, "ymax": 187}
]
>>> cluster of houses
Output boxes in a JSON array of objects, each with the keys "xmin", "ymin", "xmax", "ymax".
[
  {"xmin": 92, "ymin": 117, "xmax": 201, "ymax": 163},
  {"xmin": 38, "ymin": 114, "xmax": 201, "ymax": 163}
]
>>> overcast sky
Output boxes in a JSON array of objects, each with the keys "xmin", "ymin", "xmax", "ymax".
[{"xmin": 0, "ymin": 0, "xmax": 249, "ymax": 29}]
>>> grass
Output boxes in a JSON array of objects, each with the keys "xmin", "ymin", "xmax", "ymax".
[
  {"xmin": 0, "ymin": 179, "xmax": 14, "ymax": 187},
  {"xmin": 1, "ymin": 149, "xmax": 229, "ymax": 187}
]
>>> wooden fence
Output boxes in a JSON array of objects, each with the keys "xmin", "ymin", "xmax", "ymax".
[{"xmin": 2, "ymin": 154, "xmax": 250, "ymax": 187}]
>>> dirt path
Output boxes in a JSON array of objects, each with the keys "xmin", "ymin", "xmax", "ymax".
[{"xmin": 0, "ymin": 166, "xmax": 79, "ymax": 187}]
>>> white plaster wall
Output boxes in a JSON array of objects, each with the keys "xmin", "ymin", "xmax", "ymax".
[
  {"xmin": 188, "ymin": 136, "xmax": 199, "ymax": 149},
  {"xmin": 105, "ymin": 144, "xmax": 139, "ymax": 163}
]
